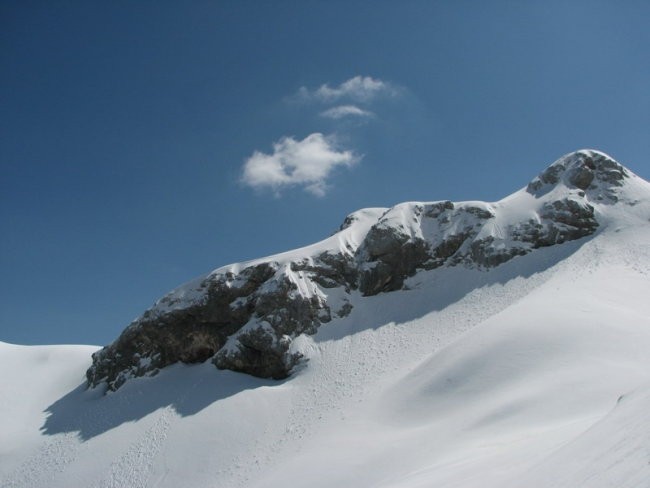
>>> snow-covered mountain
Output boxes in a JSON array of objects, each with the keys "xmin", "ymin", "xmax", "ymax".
[
  {"xmin": 89, "ymin": 149, "xmax": 630, "ymax": 391},
  {"xmin": 2, "ymin": 149, "xmax": 650, "ymax": 488}
]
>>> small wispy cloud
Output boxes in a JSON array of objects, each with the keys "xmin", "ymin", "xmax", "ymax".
[
  {"xmin": 296, "ymin": 76, "xmax": 399, "ymax": 104},
  {"xmin": 240, "ymin": 133, "xmax": 360, "ymax": 197},
  {"xmin": 320, "ymin": 105, "xmax": 374, "ymax": 120},
  {"xmin": 239, "ymin": 76, "xmax": 402, "ymax": 197}
]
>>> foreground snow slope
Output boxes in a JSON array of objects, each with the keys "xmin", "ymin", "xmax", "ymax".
[
  {"xmin": 3, "ymin": 227, "xmax": 650, "ymax": 487},
  {"xmin": 2, "ymin": 152, "xmax": 650, "ymax": 488}
]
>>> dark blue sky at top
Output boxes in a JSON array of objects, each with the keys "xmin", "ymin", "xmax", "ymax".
[{"xmin": 2, "ymin": 1, "xmax": 649, "ymax": 345}]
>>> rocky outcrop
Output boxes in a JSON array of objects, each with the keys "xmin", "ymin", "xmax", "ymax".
[
  {"xmin": 358, "ymin": 225, "xmax": 430, "ymax": 295},
  {"xmin": 527, "ymin": 149, "xmax": 629, "ymax": 202},
  {"xmin": 87, "ymin": 150, "xmax": 634, "ymax": 391},
  {"xmin": 87, "ymin": 261, "xmax": 334, "ymax": 390}
]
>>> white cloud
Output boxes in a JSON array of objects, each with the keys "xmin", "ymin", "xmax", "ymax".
[
  {"xmin": 241, "ymin": 133, "xmax": 360, "ymax": 197},
  {"xmin": 320, "ymin": 105, "xmax": 374, "ymax": 120},
  {"xmin": 297, "ymin": 76, "xmax": 398, "ymax": 103}
]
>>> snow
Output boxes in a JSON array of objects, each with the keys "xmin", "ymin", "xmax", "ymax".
[{"xmin": 2, "ymin": 154, "xmax": 650, "ymax": 487}]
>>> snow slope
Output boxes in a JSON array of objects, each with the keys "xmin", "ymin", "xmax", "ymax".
[{"xmin": 2, "ymin": 154, "xmax": 650, "ymax": 488}]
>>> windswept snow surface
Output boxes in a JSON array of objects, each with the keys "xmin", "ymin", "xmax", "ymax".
[{"xmin": 3, "ymin": 165, "xmax": 650, "ymax": 487}]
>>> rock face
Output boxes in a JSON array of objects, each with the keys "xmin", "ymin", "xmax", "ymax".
[
  {"xmin": 87, "ymin": 149, "xmax": 636, "ymax": 391},
  {"xmin": 526, "ymin": 149, "xmax": 628, "ymax": 201}
]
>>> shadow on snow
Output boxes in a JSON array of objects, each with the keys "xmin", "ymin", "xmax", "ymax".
[
  {"xmin": 41, "ymin": 363, "xmax": 284, "ymax": 441},
  {"xmin": 315, "ymin": 235, "xmax": 593, "ymax": 341}
]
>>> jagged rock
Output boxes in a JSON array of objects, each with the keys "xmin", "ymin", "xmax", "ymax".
[
  {"xmin": 424, "ymin": 231, "xmax": 473, "ymax": 269},
  {"xmin": 291, "ymin": 252, "xmax": 358, "ymax": 292},
  {"xmin": 87, "ymin": 149, "xmax": 635, "ymax": 391},
  {"xmin": 87, "ymin": 261, "xmax": 332, "ymax": 390},
  {"xmin": 527, "ymin": 149, "xmax": 629, "ymax": 202},
  {"xmin": 424, "ymin": 201, "xmax": 455, "ymax": 218},
  {"xmin": 358, "ymin": 225, "xmax": 430, "ymax": 295},
  {"xmin": 212, "ymin": 323, "xmax": 298, "ymax": 379},
  {"xmin": 541, "ymin": 199, "xmax": 597, "ymax": 236}
]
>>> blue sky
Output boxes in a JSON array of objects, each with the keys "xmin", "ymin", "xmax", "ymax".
[{"xmin": 2, "ymin": 1, "xmax": 650, "ymax": 346}]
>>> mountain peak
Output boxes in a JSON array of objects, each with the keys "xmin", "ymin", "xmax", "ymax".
[{"xmin": 527, "ymin": 149, "xmax": 629, "ymax": 201}]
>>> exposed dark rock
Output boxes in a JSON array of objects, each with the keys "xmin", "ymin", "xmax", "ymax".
[
  {"xmin": 464, "ymin": 206, "xmax": 495, "ymax": 220},
  {"xmin": 213, "ymin": 324, "xmax": 299, "ymax": 379},
  {"xmin": 291, "ymin": 252, "xmax": 358, "ymax": 292},
  {"xmin": 424, "ymin": 201, "xmax": 454, "ymax": 218},
  {"xmin": 339, "ymin": 214, "xmax": 357, "ymax": 231},
  {"xmin": 569, "ymin": 165, "xmax": 594, "ymax": 190},
  {"xmin": 509, "ymin": 198, "xmax": 597, "ymax": 249},
  {"xmin": 469, "ymin": 236, "xmax": 528, "ymax": 268},
  {"xmin": 527, "ymin": 149, "xmax": 629, "ymax": 202},
  {"xmin": 358, "ymin": 224, "xmax": 431, "ymax": 295},
  {"xmin": 541, "ymin": 199, "xmax": 597, "ymax": 233},
  {"xmin": 87, "ymin": 262, "xmax": 332, "ymax": 391},
  {"xmin": 422, "ymin": 231, "xmax": 474, "ymax": 270},
  {"xmin": 88, "ymin": 150, "xmax": 631, "ymax": 392}
]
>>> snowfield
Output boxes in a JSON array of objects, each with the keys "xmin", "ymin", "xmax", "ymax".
[{"xmin": 2, "ymin": 154, "xmax": 650, "ymax": 488}]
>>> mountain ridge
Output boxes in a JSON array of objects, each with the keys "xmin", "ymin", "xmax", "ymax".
[{"xmin": 87, "ymin": 149, "xmax": 648, "ymax": 391}]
